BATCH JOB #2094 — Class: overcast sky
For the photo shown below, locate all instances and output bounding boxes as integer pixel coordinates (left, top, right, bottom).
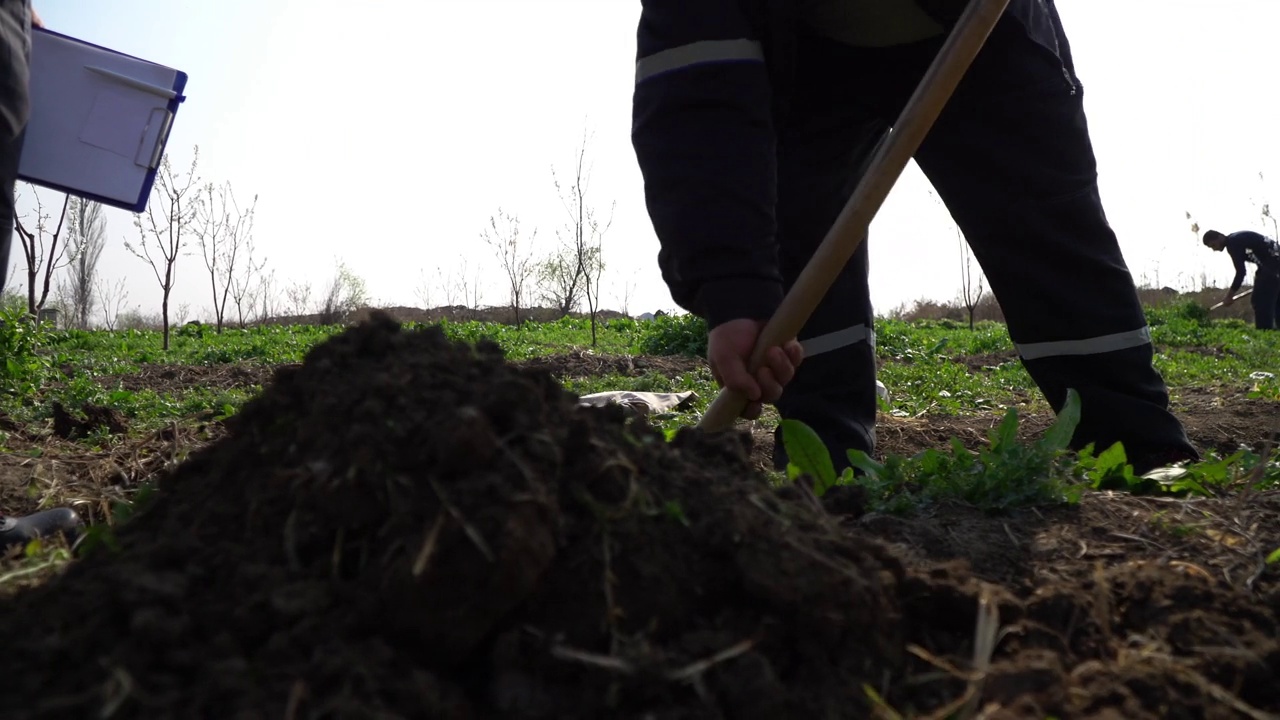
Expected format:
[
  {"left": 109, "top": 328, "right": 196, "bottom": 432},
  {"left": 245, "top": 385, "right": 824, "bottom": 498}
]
[{"left": 11, "top": 1, "right": 1280, "bottom": 322}]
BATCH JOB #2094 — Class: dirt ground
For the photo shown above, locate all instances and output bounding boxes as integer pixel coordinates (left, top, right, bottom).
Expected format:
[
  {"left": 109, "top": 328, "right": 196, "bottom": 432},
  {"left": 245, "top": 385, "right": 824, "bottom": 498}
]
[
  {"left": 0, "top": 318, "right": 1277, "bottom": 719},
  {"left": 90, "top": 362, "right": 278, "bottom": 395},
  {"left": 515, "top": 351, "right": 1279, "bottom": 468}
]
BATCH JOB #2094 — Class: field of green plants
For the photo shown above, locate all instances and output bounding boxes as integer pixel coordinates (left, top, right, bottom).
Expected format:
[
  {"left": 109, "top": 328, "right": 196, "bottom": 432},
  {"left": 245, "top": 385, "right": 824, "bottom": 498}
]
[
  {"left": 0, "top": 300, "right": 1276, "bottom": 533},
  {"left": 0, "top": 299, "right": 1271, "bottom": 562},
  {"left": 0, "top": 298, "right": 1277, "bottom": 717}
]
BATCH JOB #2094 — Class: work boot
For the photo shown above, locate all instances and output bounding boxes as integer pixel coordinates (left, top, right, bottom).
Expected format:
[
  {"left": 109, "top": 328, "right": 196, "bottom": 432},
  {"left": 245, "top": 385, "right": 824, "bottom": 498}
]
[
  {"left": 0, "top": 508, "right": 84, "bottom": 553},
  {"left": 1130, "top": 446, "right": 1201, "bottom": 483}
]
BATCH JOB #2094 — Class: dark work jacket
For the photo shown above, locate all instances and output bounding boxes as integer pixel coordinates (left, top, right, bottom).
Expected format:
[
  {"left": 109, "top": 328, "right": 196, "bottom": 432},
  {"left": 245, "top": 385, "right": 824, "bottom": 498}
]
[
  {"left": 631, "top": 0, "right": 1068, "bottom": 328},
  {"left": 0, "top": 0, "right": 32, "bottom": 142},
  {"left": 1224, "top": 230, "right": 1280, "bottom": 293}
]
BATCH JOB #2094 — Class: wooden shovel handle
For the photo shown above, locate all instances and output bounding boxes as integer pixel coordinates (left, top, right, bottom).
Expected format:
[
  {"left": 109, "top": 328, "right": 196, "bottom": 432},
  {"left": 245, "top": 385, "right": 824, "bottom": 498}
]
[
  {"left": 1208, "top": 288, "right": 1253, "bottom": 310},
  {"left": 698, "top": 0, "right": 1013, "bottom": 432}
]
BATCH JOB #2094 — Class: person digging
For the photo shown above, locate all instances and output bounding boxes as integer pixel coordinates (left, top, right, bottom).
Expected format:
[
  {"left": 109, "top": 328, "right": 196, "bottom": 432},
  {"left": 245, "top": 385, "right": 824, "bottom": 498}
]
[
  {"left": 1202, "top": 229, "right": 1280, "bottom": 330},
  {"left": 630, "top": 0, "right": 1200, "bottom": 478}
]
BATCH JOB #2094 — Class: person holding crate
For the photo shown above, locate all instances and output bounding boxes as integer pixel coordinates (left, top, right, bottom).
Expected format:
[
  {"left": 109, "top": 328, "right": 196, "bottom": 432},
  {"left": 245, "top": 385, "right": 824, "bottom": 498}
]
[{"left": 0, "top": 0, "right": 85, "bottom": 553}]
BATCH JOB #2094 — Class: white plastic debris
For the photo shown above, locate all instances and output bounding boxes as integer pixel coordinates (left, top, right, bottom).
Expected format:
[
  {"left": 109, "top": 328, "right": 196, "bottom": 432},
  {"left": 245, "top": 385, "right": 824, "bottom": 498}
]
[{"left": 578, "top": 391, "right": 697, "bottom": 418}]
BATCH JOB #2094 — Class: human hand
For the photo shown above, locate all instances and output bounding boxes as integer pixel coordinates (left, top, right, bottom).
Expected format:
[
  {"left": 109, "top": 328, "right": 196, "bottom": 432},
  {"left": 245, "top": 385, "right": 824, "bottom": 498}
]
[
  {"left": 31, "top": 7, "right": 43, "bottom": 28},
  {"left": 1221, "top": 292, "right": 1236, "bottom": 307},
  {"left": 706, "top": 318, "right": 804, "bottom": 420}
]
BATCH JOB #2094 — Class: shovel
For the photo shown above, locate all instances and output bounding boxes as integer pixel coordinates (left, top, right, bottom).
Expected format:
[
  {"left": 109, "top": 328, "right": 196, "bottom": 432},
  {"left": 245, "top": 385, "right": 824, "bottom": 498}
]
[
  {"left": 697, "top": 0, "right": 1012, "bottom": 432},
  {"left": 1208, "top": 288, "right": 1252, "bottom": 311}
]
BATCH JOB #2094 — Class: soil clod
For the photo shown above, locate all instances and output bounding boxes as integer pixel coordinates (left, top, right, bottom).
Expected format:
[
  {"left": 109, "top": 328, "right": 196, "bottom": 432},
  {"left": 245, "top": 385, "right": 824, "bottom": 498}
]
[{"left": 51, "top": 400, "right": 129, "bottom": 440}]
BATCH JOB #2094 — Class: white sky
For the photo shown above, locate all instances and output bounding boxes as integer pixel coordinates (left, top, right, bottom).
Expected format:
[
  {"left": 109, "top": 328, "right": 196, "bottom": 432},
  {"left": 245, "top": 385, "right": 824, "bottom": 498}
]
[{"left": 10, "top": 1, "right": 1280, "bottom": 322}]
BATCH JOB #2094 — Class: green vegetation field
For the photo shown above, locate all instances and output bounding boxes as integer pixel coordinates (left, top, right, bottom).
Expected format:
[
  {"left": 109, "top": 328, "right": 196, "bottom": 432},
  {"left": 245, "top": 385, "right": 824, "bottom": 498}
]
[
  {"left": 0, "top": 299, "right": 1277, "bottom": 718},
  {"left": 1, "top": 300, "right": 1276, "bottom": 530}
]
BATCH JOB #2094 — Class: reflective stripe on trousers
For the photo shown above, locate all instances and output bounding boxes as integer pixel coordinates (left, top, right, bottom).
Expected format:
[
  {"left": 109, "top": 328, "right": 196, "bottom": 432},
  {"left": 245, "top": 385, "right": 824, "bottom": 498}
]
[
  {"left": 635, "top": 39, "right": 764, "bottom": 84},
  {"left": 1014, "top": 326, "right": 1151, "bottom": 361},
  {"left": 800, "top": 323, "right": 876, "bottom": 357}
]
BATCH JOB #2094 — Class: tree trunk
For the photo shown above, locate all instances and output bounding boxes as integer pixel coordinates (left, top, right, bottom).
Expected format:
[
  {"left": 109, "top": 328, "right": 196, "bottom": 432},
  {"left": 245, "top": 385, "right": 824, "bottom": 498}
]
[{"left": 162, "top": 294, "right": 171, "bottom": 350}]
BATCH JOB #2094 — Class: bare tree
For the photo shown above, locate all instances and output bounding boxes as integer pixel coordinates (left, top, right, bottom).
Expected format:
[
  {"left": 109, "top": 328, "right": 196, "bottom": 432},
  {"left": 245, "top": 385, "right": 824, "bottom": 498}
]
[
  {"left": 551, "top": 129, "right": 612, "bottom": 345},
  {"left": 416, "top": 279, "right": 432, "bottom": 311},
  {"left": 612, "top": 267, "right": 638, "bottom": 317},
  {"left": 469, "top": 261, "right": 484, "bottom": 309},
  {"left": 195, "top": 179, "right": 259, "bottom": 332},
  {"left": 454, "top": 255, "right": 483, "bottom": 310},
  {"left": 317, "top": 261, "right": 369, "bottom": 324},
  {"left": 535, "top": 252, "right": 575, "bottom": 315},
  {"left": 438, "top": 263, "right": 460, "bottom": 307},
  {"left": 414, "top": 268, "right": 434, "bottom": 310},
  {"left": 96, "top": 277, "right": 129, "bottom": 331},
  {"left": 229, "top": 247, "right": 267, "bottom": 328},
  {"left": 441, "top": 267, "right": 457, "bottom": 307},
  {"left": 455, "top": 261, "right": 471, "bottom": 309},
  {"left": 582, "top": 208, "right": 611, "bottom": 338},
  {"left": 957, "top": 228, "right": 985, "bottom": 330},
  {"left": 124, "top": 148, "right": 202, "bottom": 350},
  {"left": 926, "top": 187, "right": 985, "bottom": 330},
  {"left": 284, "top": 280, "right": 312, "bottom": 318},
  {"left": 482, "top": 208, "right": 537, "bottom": 324},
  {"left": 48, "top": 280, "right": 73, "bottom": 329},
  {"left": 62, "top": 197, "right": 107, "bottom": 329},
  {"left": 249, "top": 267, "right": 279, "bottom": 325},
  {"left": 12, "top": 184, "right": 72, "bottom": 315},
  {"left": 1186, "top": 211, "right": 1209, "bottom": 292},
  {"left": 1258, "top": 172, "right": 1278, "bottom": 241}
]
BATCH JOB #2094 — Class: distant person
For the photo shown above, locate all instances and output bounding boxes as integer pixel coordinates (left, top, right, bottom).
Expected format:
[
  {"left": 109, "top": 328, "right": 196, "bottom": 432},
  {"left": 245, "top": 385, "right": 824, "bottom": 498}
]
[
  {"left": 0, "top": 0, "right": 83, "bottom": 553},
  {"left": 1202, "top": 229, "right": 1280, "bottom": 330},
  {"left": 629, "top": 0, "right": 1200, "bottom": 477}
]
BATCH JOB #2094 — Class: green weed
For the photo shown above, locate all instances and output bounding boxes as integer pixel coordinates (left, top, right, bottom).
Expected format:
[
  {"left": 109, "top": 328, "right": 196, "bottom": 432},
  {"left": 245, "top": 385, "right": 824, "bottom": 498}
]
[
  {"left": 0, "top": 305, "right": 55, "bottom": 400},
  {"left": 0, "top": 540, "right": 72, "bottom": 592},
  {"left": 634, "top": 314, "right": 708, "bottom": 357},
  {"left": 782, "top": 390, "right": 1086, "bottom": 513}
]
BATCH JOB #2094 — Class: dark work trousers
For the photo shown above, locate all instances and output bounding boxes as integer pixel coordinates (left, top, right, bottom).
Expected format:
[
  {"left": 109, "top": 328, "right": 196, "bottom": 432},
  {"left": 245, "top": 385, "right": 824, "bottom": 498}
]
[
  {"left": 0, "top": 127, "right": 22, "bottom": 290},
  {"left": 771, "top": 10, "right": 1198, "bottom": 474},
  {"left": 1253, "top": 270, "right": 1280, "bottom": 330}
]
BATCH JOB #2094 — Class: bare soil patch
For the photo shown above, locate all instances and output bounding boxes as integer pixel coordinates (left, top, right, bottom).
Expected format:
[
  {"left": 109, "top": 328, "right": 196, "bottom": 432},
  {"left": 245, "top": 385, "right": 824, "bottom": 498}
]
[
  {"left": 91, "top": 362, "right": 278, "bottom": 395},
  {"left": 0, "top": 420, "right": 220, "bottom": 529}
]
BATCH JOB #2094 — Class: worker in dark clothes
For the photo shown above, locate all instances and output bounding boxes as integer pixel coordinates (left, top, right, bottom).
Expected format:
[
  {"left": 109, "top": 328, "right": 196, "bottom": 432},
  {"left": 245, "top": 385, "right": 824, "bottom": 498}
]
[
  {"left": 0, "top": 0, "right": 84, "bottom": 553},
  {"left": 630, "top": 0, "right": 1200, "bottom": 476},
  {"left": 0, "top": 0, "right": 35, "bottom": 283},
  {"left": 1203, "top": 229, "right": 1280, "bottom": 330}
]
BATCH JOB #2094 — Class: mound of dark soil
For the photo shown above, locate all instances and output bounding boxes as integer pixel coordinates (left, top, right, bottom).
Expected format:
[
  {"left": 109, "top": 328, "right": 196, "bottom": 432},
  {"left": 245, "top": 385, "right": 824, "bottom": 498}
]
[
  {"left": 0, "top": 313, "right": 906, "bottom": 718},
  {"left": 0, "top": 312, "right": 1275, "bottom": 719}
]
